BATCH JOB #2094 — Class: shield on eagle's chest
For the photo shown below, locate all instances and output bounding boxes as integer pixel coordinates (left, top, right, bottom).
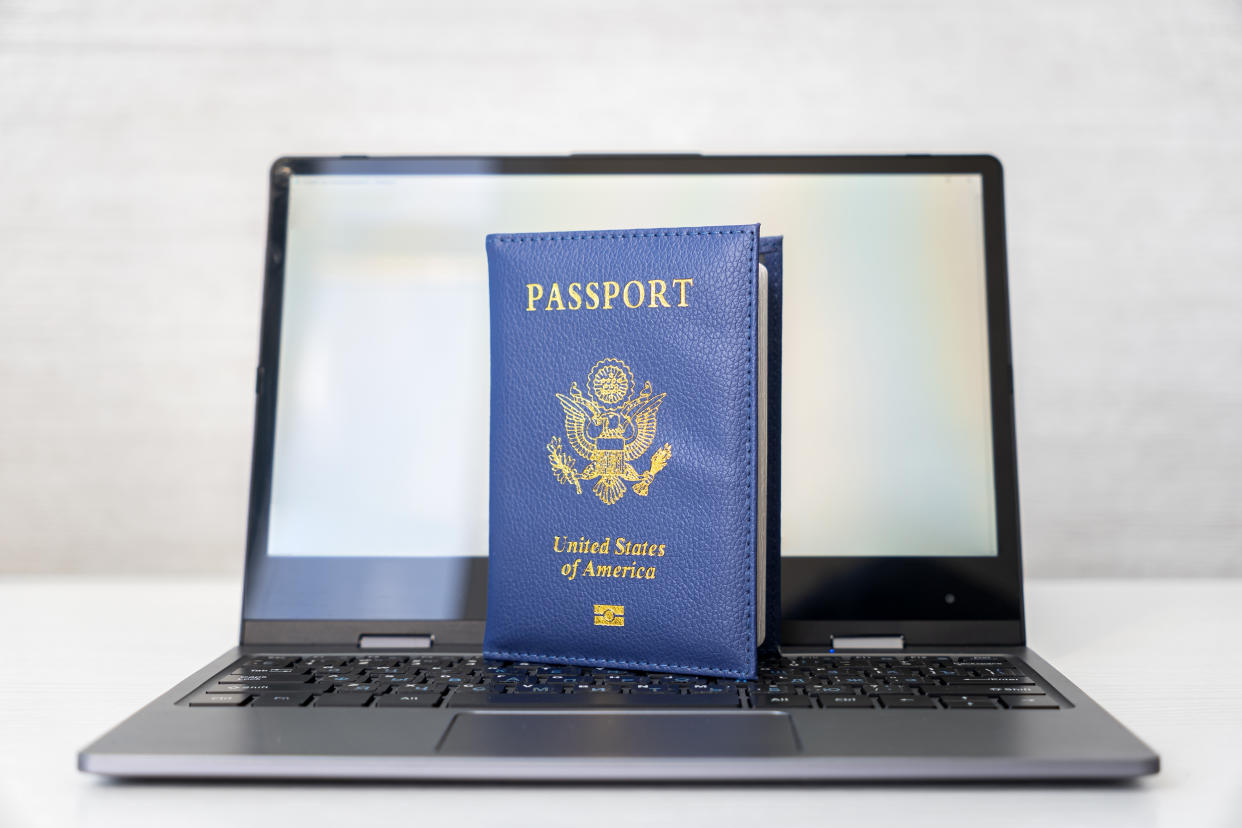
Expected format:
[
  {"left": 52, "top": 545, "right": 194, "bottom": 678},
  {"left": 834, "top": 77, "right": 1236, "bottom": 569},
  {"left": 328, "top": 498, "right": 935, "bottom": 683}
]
[{"left": 592, "top": 444, "right": 624, "bottom": 477}]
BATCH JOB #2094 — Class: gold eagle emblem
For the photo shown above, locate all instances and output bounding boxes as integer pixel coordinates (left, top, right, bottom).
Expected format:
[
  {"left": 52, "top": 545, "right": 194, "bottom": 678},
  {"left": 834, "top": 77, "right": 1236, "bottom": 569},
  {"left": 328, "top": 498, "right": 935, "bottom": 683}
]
[{"left": 546, "top": 358, "right": 671, "bottom": 505}]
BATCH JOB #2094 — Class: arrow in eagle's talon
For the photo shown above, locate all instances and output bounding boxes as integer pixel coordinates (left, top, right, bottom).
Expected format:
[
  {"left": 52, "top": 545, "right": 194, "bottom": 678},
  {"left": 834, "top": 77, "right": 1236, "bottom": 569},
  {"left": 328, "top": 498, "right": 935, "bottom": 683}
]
[{"left": 633, "top": 443, "right": 672, "bottom": 496}]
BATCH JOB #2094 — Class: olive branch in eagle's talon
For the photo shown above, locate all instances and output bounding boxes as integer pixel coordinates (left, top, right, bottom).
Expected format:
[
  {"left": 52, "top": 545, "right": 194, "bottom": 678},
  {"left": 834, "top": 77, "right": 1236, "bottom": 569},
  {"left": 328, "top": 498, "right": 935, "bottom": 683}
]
[
  {"left": 632, "top": 442, "right": 671, "bottom": 496},
  {"left": 547, "top": 436, "right": 582, "bottom": 494}
]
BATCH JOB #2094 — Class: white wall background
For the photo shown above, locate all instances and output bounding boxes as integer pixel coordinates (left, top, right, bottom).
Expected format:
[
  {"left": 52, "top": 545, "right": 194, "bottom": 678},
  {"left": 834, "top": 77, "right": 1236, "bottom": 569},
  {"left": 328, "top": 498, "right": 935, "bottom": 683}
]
[{"left": 1, "top": 0, "right": 1238, "bottom": 576}]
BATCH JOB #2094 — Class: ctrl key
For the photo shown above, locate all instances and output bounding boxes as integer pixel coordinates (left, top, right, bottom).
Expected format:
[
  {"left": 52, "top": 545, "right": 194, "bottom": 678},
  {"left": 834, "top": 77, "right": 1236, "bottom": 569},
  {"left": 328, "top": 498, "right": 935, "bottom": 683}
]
[
  {"left": 818, "top": 695, "right": 877, "bottom": 709},
  {"left": 187, "top": 693, "right": 250, "bottom": 707}
]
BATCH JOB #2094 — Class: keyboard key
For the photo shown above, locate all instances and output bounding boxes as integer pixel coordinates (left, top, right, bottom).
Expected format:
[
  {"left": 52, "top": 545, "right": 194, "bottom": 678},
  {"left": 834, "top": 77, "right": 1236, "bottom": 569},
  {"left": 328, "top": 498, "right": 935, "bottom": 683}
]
[
  {"left": 188, "top": 693, "right": 250, "bottom": 706},
  {"left": 956, "top": 676, "right": 1036, "bottom": 685},
  {"left": 936, "top": 695, "right": 998, "bottom": 705},
  {"left": 878, "top": 695, "right": 939, "bottom": 709},
  {"left": 225, "top": 672, "right": 312, "bottom": 682},
  {"left": 1003, "top": 696, "right": 1061, "bottom": 709},
  {"left": 373, "top": 693, "right": 441, "bottom": 708},
  {"left": 314, "top": 693, "right": 372, "bottom": 707},
  {"left": 210, "top": 681, "right": 323, "bottom": 694},
  {"left": 872, "top": 689, "right": 925, "bottom": 698},
  {"left": 250, "top": 692, "right": 312, "bottom": 707},
  {"left": 238, "top": 657, "right": 297, "bottom": 669},
  {"left": 507, "top": 685, "right": 558, "bottom": 694},
  {"left": 245, "top": 667, "right": 308, "bottom": 677},
  {"left": 929, "top": 685, "right": 1047, "bottom": 696},
  {"left": 752, "top": 694, "right": 813, "bottom": 708},
  {"left": 817, "top": 695, "right": 877, "bottom": 709},
  {"left": 303, "top": 657, "right": 350, "bottom": 668},
  {"left": 943, "top": 699, "right": 1001, "bottom": 709}
]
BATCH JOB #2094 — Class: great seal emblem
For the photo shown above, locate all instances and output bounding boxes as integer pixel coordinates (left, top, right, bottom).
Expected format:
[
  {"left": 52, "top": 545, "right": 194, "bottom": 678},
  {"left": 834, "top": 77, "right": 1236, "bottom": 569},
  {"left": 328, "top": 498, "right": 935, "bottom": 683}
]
[{"left": 546, "top": 358, "right": 672, "bottom": 505}]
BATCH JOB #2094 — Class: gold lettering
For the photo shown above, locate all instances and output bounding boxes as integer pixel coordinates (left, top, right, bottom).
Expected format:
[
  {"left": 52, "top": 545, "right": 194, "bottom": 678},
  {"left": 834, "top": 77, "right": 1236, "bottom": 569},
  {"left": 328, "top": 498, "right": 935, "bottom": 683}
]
[
  {"left": 623, "top": 280, "right": 644, "bottom": 309},
  {"left": 525, "top": 283, "right": 543, "bottom": 312},
  {"left": 522, "top": 281, "right": 686, "bottom": 311},
  {"left": 672, "top": 278, "right": 693, "bottom": 307},
  {"left": 648, "top": 279, "right": 671, "bottom": 308},
  {"left": 546, "top": 282, "right": 565, "bottom": 311},
  {"left": 551, "top": 533, "right": 666, "bottom": 578},
  {"left": 602, "top": 281, "right": 620, "bottom": 309}
]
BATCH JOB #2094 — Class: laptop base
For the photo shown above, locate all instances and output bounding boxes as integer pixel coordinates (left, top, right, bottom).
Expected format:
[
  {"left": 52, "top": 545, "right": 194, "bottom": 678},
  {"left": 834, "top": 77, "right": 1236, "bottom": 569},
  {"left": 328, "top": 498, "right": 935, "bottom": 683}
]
[{"left": 79, "top": 646, "right": 1158, "bottom": 781}]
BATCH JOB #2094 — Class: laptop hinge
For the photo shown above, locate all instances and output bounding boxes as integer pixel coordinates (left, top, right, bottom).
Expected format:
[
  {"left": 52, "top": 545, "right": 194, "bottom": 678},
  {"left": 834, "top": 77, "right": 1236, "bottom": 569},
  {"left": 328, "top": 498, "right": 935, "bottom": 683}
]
[
  {"left": 357, "top": 635, "right": 434, "bottom": 650},
  {"left": 832, "top": 634, "right": 905, "bottom": 651}
]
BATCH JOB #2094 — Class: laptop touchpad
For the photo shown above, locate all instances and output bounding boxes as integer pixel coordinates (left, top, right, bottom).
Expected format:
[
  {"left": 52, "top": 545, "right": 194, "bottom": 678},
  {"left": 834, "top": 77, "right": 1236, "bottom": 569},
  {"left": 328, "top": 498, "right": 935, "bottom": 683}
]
[{"left": 437, "top": 713, "right": 799, "bottom": 757}]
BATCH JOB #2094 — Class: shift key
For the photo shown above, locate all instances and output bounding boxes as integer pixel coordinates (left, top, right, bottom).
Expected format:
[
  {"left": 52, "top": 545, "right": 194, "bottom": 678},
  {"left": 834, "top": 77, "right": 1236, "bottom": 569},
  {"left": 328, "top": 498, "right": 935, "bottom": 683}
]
[
  {"left": 210, "top": 682, "right": 321, "bottom": 694},
  {"left": 928, "top": 685, "right": 1047, "bottom": 696}
]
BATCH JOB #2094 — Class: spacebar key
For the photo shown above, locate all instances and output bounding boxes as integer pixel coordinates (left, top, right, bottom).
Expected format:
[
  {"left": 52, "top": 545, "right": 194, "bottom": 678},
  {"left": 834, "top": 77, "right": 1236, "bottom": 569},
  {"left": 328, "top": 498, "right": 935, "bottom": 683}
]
[{"left": 446, "top": 692, "right": 740, "bottom": 708}]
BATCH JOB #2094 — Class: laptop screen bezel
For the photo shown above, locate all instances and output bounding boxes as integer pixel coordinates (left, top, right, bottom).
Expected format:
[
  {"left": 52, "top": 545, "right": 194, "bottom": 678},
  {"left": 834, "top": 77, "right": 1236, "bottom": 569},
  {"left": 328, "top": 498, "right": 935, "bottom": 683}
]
[{"left": 241, "top": 154, "right": 1023, "bottom": 647}]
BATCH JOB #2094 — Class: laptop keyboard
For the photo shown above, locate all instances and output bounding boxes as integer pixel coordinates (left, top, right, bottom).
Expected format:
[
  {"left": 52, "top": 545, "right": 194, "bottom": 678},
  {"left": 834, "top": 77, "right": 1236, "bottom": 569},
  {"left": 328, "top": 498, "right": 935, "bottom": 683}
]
[{"left": 183, "top": 653, "right": 1063, "bottom": 710}]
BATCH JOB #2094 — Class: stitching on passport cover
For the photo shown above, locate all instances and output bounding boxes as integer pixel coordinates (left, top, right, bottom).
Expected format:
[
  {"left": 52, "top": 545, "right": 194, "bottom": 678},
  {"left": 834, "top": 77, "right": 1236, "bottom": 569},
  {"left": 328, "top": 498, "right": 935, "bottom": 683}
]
[
  {"left": 484, "top": 648, "right": 747, "bottom": 679},
  {"left": 491, "top": 229, "right": 751, "bottom": 243},
  {"left": 744, "top": 230, "right": 755, "bottom": 658}
]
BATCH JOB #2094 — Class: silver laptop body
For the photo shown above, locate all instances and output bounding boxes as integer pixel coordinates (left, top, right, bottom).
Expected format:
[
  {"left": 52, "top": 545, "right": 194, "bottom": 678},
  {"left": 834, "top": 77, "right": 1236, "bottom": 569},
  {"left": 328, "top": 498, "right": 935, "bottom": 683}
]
[{"left": 79, "top": 154, "right": 1158, "bottom": 781}]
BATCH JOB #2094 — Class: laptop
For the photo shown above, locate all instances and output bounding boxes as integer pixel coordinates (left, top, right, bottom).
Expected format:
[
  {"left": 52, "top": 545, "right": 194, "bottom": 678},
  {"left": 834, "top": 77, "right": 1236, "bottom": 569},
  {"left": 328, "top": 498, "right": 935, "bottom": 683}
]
[{"left": 79, "top": 154, "right": 1158, "bottom": 781}]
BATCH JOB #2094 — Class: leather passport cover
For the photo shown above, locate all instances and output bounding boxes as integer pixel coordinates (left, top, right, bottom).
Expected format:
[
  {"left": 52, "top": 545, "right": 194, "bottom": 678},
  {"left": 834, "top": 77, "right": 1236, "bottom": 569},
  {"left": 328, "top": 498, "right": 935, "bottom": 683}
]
[{"left": 483, "top": 224, "right": 776, "bottom": 679}]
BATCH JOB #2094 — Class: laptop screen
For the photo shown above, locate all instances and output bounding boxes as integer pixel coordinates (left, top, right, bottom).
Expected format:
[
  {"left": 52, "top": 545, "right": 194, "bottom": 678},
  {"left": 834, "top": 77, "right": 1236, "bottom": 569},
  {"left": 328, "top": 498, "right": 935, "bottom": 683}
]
[{"left": 244, "top": 159, "right": 1011, "bottom": 622}]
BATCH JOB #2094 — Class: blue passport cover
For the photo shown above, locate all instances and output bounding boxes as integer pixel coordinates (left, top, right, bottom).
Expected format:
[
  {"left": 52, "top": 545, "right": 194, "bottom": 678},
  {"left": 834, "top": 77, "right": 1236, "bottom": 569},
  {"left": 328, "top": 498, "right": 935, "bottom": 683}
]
[{"left": 483, "top": 224, "right": 775, "bottom": 679}]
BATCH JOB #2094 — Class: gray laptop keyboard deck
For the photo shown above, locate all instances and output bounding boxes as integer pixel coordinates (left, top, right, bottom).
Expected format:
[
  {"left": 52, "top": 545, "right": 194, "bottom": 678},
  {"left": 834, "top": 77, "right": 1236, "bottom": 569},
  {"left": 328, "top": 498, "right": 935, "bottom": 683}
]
[{"left": 182, "top": 654, "right": 1064, "bottom": 711}]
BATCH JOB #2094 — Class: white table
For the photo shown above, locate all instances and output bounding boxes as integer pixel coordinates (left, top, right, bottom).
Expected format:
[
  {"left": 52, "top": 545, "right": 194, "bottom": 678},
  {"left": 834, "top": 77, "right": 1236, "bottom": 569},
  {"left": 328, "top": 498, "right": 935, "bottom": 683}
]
[{"left": 1, "top": 577, "right": 1239, "bottom": 828}]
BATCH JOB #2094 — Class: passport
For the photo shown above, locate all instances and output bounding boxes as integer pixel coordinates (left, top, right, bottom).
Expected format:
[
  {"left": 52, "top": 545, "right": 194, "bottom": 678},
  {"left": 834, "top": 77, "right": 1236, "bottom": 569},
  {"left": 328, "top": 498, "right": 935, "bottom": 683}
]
[{"left": 483, "top": 224, "right": 781, "bottom": 679}]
